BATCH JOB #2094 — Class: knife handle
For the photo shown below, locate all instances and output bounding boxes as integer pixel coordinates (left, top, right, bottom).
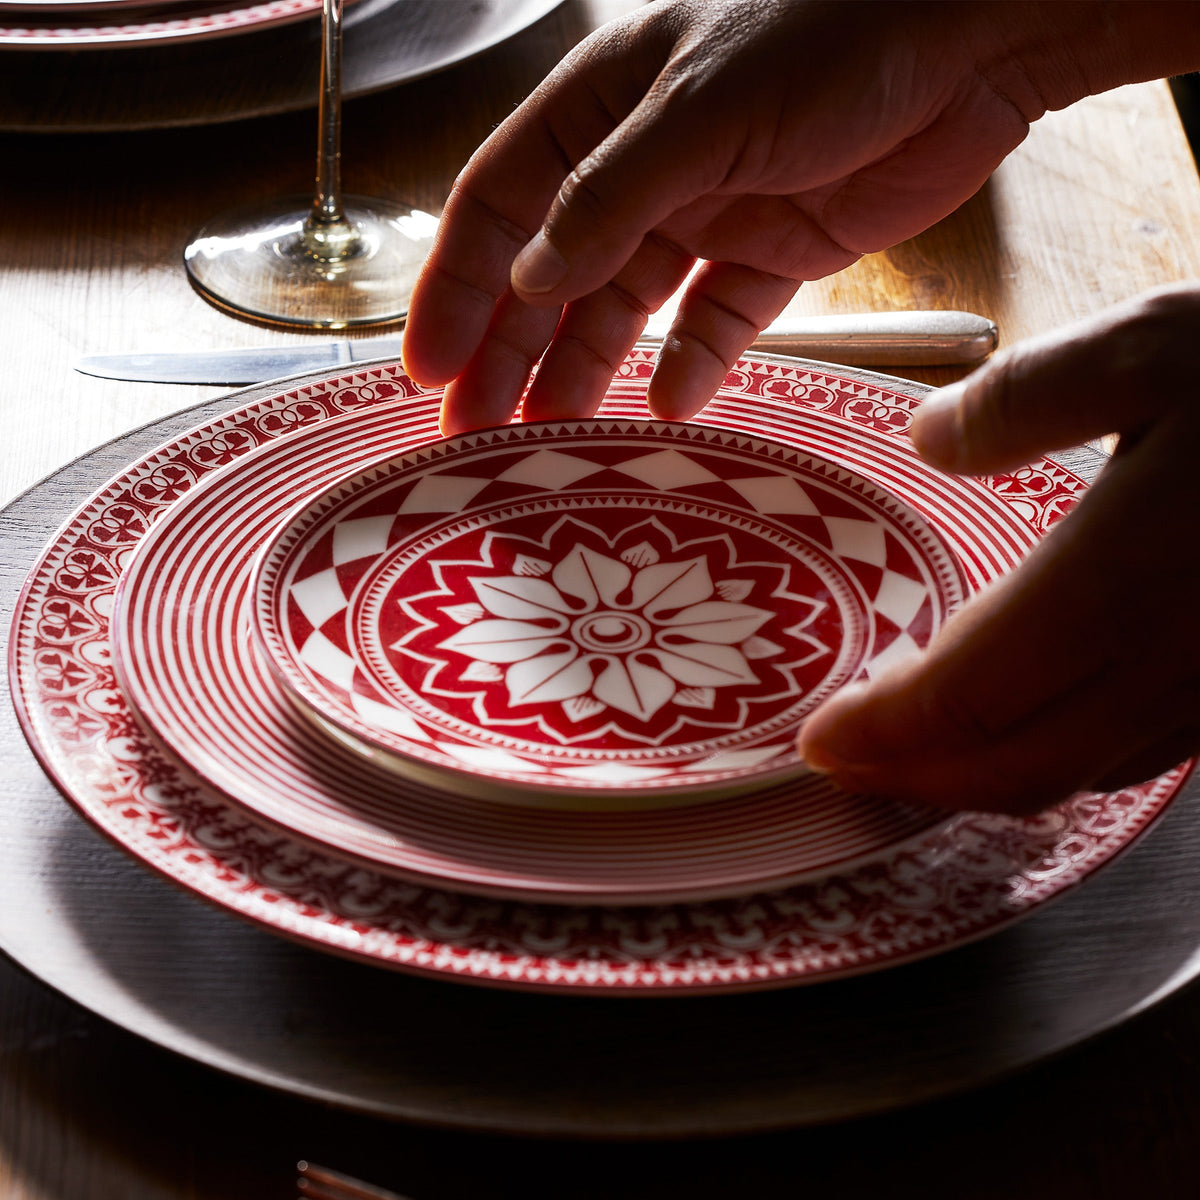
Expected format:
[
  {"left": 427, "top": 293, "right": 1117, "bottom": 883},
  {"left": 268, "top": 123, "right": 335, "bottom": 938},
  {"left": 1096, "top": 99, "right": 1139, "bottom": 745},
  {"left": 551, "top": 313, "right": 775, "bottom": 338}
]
[{"left": 643, "top": 309, "right": 998, "bottom": 367}]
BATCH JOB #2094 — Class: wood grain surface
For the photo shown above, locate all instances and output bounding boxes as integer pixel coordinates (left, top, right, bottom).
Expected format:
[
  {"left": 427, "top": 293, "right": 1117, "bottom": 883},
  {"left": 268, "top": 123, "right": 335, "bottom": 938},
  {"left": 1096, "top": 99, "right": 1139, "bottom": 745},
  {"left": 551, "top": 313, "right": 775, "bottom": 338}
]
[
  {"left": 3, "top": 5, "right": 1198, "bottom": 512},
  {"left": 2, "top": 1, "right": 1200, "bottom": 1196}
]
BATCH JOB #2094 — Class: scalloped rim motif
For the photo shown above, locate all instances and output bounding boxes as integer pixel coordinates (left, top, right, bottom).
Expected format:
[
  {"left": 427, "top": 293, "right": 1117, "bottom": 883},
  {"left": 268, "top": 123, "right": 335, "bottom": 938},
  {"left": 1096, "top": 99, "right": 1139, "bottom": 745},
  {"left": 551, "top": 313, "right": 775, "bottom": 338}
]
[
  {"left": 251, "top": 420, "right": 967, "bottom": 803},
  {"left": 10, "top": 352, "right": 1191, "bottom": 992}
]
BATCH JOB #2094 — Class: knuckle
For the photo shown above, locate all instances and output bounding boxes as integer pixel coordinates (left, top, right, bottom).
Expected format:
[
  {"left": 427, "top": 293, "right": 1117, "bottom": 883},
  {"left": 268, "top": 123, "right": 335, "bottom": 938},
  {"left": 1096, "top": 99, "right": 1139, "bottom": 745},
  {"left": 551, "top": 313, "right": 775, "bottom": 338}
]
[
  {"left": 602, "top": 280, "right": 653, "bottom": 325},
  {"left": 682, "top": 291, "right": 760, "bottom": 356},
  {"left": 486, "top": 330, "right": 542, "bottom": 372},
  {"left": 556, "top": 165, "right": 619, "bottom": 232},
  {"left": 669, "top": 326, "right": 729, "bottom": 372},
  {"left": 555, "top": 331, "right": 624, "bottom": 375}
]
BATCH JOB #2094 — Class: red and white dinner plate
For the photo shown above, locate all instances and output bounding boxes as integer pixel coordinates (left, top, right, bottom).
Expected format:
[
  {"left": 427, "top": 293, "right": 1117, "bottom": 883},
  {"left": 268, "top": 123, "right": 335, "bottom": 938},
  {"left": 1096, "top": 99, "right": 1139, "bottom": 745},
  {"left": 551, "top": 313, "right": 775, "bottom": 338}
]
[
  {"left": 0, "top": 0, "right": 327, "bottom": 46},
  {"left": 249, "top": 419, "right": 968, "bottom": 807},
  {"left": 0, "top": 0, "right": 202, "bottom": 12},
  {"left": 10, "top": 352, "right": 1190, "bottom": 991},
  {"left": 110, "top": 405, "right": 956, "bottom": 899}
]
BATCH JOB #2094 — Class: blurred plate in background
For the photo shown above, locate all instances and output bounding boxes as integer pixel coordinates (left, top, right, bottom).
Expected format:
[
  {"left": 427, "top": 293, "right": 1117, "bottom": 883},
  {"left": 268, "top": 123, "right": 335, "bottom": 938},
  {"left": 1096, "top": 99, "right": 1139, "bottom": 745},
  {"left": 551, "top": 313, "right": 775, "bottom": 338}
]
[{"left": 0, "top": 0, "right": 563, "bottom": 127}]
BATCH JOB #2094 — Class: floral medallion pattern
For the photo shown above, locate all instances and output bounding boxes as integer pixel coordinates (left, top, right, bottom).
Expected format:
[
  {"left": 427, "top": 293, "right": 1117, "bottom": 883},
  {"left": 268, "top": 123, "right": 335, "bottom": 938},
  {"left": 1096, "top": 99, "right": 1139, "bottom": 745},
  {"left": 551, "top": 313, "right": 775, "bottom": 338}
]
[
  {"left": 410, "top": 524, "right": 814, "bottom": 735},
  {"left": 255, "top": 421, "right": 965, "bottom": 798}
]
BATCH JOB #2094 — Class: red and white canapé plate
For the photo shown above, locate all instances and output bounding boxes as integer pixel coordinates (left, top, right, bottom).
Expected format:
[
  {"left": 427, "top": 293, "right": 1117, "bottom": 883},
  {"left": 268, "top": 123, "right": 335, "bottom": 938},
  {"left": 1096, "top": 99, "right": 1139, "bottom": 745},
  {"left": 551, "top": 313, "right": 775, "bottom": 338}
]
[
  {"left": 250, "top": 419, "right": 967, "bottom": 807},
  {"left": 11, "top": 352, "right": 1191, "bottom": 992}
]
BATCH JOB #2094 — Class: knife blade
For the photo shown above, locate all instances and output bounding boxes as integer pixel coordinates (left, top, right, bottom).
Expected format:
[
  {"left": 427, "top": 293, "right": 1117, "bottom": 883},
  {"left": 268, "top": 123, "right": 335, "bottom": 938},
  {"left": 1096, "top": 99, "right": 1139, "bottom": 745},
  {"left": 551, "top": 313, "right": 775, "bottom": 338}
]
[{"left": 74, "top": 309, "right": 997, "bottom": 385}]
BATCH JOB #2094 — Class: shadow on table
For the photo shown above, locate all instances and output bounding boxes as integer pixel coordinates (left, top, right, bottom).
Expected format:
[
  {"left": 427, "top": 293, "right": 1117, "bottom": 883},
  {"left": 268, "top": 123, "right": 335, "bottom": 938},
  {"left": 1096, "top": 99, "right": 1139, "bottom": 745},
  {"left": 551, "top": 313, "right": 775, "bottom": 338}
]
[
  {"left": 31, "top": 780, "right": 1200, "bottom": 1140},
  {"left": 0, "top": 794, "right": 1198, "bottom": 1198}
]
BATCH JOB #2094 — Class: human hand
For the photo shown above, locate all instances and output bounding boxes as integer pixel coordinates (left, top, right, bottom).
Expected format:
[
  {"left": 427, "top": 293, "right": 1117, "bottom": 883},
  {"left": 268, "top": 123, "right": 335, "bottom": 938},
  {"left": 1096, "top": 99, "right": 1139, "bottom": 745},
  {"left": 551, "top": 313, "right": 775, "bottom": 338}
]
[
  {"left": 403, "top": 0, "right": 1065, "bottom": 433},
  {"left": 797, "top": 285, "right": 1200, "bottom": 814}
]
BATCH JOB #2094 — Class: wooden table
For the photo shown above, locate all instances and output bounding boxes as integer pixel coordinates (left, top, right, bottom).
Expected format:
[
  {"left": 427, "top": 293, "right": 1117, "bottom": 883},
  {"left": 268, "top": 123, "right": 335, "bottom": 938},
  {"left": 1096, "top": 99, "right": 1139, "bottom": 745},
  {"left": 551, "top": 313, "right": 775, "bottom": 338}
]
[{"left": 3, "top": 2, "right": 1200, "bottom": 1196}]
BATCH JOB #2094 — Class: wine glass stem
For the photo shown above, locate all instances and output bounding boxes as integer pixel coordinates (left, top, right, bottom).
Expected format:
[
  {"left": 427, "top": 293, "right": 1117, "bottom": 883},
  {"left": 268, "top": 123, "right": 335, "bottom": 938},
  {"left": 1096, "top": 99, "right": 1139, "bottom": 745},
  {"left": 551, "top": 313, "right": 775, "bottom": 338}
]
[{"left": 304, "top": 0, "right": 360, "bottom": 261}]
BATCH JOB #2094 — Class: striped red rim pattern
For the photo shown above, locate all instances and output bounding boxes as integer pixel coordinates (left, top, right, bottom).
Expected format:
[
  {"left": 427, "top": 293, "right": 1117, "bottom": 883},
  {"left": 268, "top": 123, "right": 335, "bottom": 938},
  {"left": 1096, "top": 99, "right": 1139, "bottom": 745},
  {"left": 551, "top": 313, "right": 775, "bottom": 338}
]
[
  {"left": 247, "top": 419, "right": 969, "bottom": 804},
  {"left": 9, "top": 352, "right": 1191, "bottom": 992},
  {"left": 109, "top": 405, "right": 959, "bottom": 900}
]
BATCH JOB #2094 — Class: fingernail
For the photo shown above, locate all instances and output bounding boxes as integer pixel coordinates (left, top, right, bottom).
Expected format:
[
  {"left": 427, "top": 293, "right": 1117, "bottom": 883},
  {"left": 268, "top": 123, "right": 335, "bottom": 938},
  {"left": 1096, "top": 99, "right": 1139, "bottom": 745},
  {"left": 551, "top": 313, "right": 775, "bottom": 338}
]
[
  {"left": 512, "top": 229, "right": 568, "bottom": 296},
  {"left": 797, "top": 741, "right": 839, "bottom": 775},
  {"left": 911, "top": 382, "right": 966, "bottom": 471},
  {"left": 796, "top": 682, "right": 875, "bottom": 773}
]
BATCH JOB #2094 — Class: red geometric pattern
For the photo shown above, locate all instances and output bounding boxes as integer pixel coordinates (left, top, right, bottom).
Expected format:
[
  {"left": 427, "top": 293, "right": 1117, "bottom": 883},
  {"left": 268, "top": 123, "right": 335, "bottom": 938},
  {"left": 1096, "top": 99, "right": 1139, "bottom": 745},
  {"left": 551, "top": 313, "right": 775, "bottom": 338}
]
[
  {"left": 255, "top": 420, "right": 966, "bottom": 801},
  {"left": 9, "top": 351, "right": 1188, "bottom": 992}
]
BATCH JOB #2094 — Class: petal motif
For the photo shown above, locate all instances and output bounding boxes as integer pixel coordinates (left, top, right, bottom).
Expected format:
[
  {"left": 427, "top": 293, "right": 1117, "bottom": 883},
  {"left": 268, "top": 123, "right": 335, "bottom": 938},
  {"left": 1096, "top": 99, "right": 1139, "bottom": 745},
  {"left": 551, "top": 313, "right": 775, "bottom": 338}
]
[
  {"left": 551, "top": 544, "right": 630, "bottom": 610},
  {"left": 655, "top": 600, "right": 773, "bottom": 644},
  {"left": 630, "top": 556, "right": 713, "bottom": 619},
  {"left": 562, "top": 695, "right": 606, "bottom": 722},
  {"left": 591, "top": 655, "right": 677, "bottom": 721},
  {"left": 715, "top": 578, "right": 754, "bottom": 602},
  {"left": 505, "top": 647, "right": 593, "bottom": 705},
  {"left": 469, "top": 575, "right": 575, "bottom": 620},
  {"left": 440, "top": 619, "right": 568, "bottom": 663},
  {"left": 742, "top": 636, "right": 784, "bottom": 660},
  {"left": 645, "top": 643, "right": 759, "bottom": 687}
]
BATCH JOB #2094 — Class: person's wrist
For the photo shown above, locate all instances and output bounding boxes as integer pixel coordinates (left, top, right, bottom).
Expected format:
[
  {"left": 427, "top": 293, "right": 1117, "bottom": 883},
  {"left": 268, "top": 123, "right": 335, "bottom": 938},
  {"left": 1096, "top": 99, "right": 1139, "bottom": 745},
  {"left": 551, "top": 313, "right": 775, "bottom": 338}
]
[{"left": 965, "top": 1, "right": 1200, "bottom": 119}]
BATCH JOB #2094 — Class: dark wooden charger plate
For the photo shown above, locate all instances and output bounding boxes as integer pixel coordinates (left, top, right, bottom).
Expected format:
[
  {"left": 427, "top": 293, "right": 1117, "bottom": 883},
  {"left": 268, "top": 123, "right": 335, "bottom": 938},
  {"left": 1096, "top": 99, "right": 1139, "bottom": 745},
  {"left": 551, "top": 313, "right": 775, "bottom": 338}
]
[{"left": 2, "top": 365, "right": 1198, "bottom": 1138}]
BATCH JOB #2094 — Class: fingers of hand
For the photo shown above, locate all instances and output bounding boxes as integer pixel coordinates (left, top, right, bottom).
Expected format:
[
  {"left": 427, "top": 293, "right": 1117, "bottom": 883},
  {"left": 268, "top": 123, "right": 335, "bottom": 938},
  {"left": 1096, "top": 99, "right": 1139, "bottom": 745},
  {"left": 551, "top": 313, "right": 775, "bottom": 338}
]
[
  {"left": 403, "top": 183, "right": 550, "bottom": 390},
  {"left": 439, "top": 230, "right": 696, "bottom": 433},
  {"left": 644, "top": 262, "right": 801, "bottom": 421},
  {"left": 799, "top": 412, "right": 1200, "bottom": 812},
  {"left": 795, "top": 556, "right": 1115, "bottom": 811},
  {"left": 803, "top": 677, "right": 1198, "bottom": 814},
  {"left": 797, "top": 594, "right": 1199, "bottom": 815},
  {"left": 508, "top": 23, "right": 726, "bottom": 308},
  {"left": 912, "top": 284, "right": 1200, "bottom": 475},
  {"left": 521, "top": 235, "right": 695, "bottom": 422},
  {"left": 437, "top": 292, "right": 561, "bottom": 436},
  {"left": 404, "top": 11, "right": 671, "bottom": 387},
  {"left": 509, "top": 110, "right": 716, "bottom": 307},
  {"left": 507, "top": 4, "right": 822, "bottom": 307}
]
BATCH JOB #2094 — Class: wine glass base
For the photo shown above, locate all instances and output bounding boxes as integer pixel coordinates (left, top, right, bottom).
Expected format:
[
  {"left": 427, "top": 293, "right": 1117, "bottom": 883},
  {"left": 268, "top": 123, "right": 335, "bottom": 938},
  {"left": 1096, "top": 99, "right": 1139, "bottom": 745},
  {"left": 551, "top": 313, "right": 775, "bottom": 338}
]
[{"left": 184, "top": 194, "right": 439, "bottom": 329}]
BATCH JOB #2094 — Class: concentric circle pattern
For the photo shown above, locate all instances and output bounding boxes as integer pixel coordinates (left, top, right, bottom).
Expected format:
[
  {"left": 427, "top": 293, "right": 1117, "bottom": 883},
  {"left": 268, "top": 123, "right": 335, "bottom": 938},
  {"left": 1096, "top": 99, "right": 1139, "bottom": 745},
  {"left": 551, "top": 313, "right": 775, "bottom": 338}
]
[
  {"left": 10, "top": 351, "right": 1191, "bottom": 991},
  {"left": 251, "top": 420, "right": 967, "bottom": 804},
  {"left": 109, "top": 406, "right": 956, "bottom": 898}
]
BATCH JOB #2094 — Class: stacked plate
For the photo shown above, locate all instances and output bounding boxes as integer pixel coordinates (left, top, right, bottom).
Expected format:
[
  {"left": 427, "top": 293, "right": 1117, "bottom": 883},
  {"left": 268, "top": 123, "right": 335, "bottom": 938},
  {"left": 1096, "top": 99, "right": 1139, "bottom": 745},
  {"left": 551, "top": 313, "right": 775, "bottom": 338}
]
[
  {"left": 0, "top": 0, "right": 566, "bottom": 132},
  {"left": 9, "top": 350, "right": 1190, "bottom": 994},
  {"left": 0, "top": 0, "right": 333, "bottom": 48}
]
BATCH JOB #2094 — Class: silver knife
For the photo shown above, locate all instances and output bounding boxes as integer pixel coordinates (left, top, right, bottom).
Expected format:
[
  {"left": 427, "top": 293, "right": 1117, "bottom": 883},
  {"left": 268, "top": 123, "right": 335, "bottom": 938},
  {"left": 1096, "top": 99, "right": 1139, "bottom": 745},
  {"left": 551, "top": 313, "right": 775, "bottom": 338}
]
[{"left": 74, "top": 309, "right": 997, "bottom": 385}]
